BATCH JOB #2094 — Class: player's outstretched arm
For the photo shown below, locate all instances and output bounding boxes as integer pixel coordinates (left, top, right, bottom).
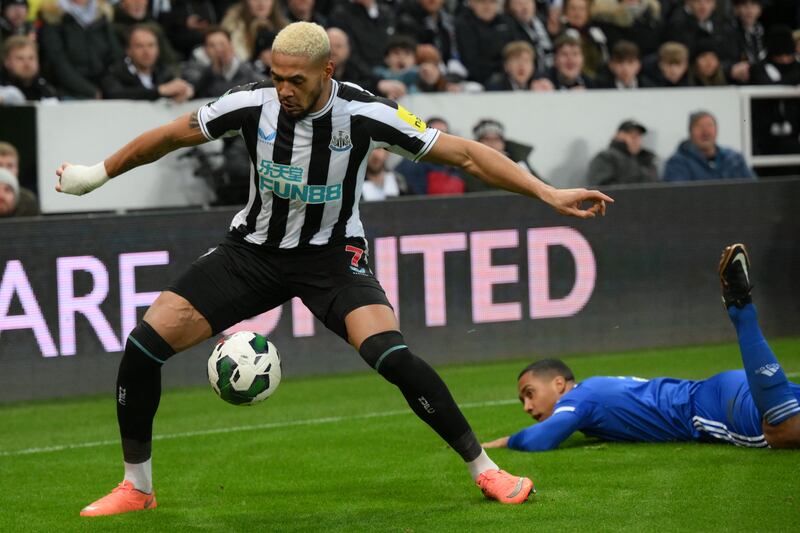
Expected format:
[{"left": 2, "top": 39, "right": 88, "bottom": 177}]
[
  {"left": 422, "top": 132, "right": 614, "bottom": 219},
  {"left": 55, "top": 110, "right": 208, "bottom": 195}
]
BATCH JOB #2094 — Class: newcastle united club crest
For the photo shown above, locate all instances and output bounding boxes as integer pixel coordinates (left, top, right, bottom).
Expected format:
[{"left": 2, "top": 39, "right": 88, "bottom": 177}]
[{"left": 329, "top": 130, "right": 353, "bottom": 152}]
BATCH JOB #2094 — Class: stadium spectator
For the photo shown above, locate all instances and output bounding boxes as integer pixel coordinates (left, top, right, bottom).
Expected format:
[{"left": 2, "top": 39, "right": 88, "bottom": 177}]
[
  {"left": 590, "top": 0, "right": 664, "bottom": 58},
  {"left": 362, "top": 148, "right": 407, "bottom": 201},
  {"left": 484, "top": 245, "right": 800, "bottom": 452},
  {"left": 373, "top": 34, "right": 419, "bottom": 92},
  {"left": 732, "top": 0, "right": 766, "bottom": 65},
  {"left": 486, "top": 40, "right": 537, "bottom": 91},
  {"left": 455, "top": 0, "right": 517, "bottom": 84},
  {"left": 394, "top": 117, "right": 467, "bottom": 194},
  {"left": 413, "top": 43, "right": 445, "bottom": 92},
  {"left": 251, "top": 26, "right": 276, "bottom": 76},
  {"left": 0, "top": 36, "right": 59, "bottom": 100},
  {"left": 463, "top": 118, "right": 539, "bottom": 191},
  {"left": 596, "top": 40, "right": 655, "bottom": 88},
  {"left": 284, "top": 0, "right": 326, "bottom": 25},
  {"left": 690, "top": 39, "right": 728, "bottom": 85},
  {"left": 794, "top": 29, "right": 800, "bottom": 58},
  {"left": 159, "top": 0, "right": 217, "bottom": 59},
  {"left": 586, "top": 119, "right": 658, "bottom": 185},
  {"left": 395, "top": 0, "right": 462, "bottom": 71},
  {"left": 221, "top": 0, "right": 288, "bottom": 61},
  {"left": 663, "top": 110, "right": 756, "bottom": 181},
  {"left": 647, "top": 41, "right": 691, "bottom": 86},
  {"left": 102, "top": 25, "right": 194, "bottom": 101},
  {"left": 544, "top": 33, "right": 597, "bottom": 89},
  {"left": 505, "top": 0, "right": 553, "bottom": 70},
  {"left": 749, "top": 25, "right": 800, "bottom": 156},
  {"left": 557, "top": 0, "right": 609, "bottom": 78},
  {"left": 111, "top": 0, "right": 179, "bottom": 71},
  {"left": 1, "top": 0, "right": 35, "bottom": 41},
  {"left": 665, "top": 0, "right": 747, "bottom": 81},
  {"left": 0, "top": 142, "right": 39, "bottom": 216},
  {"left": 184, "top": 27, "right": 265, "bottom": 97},
  {"left": 328, "top": 0, "right": 396, "bottom": 70},
  {"left": 327, "top": 26, "right": 405, "bottom": 99},
  {"left": 37, "top": 0, "right": 123, "bottom": 99}
]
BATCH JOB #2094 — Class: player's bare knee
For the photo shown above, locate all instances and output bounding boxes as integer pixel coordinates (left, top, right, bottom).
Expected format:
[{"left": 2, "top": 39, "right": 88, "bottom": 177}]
[
  {"left": 142, "top": 291, "right": 211, "bottom": 351},
  {"left": 763, "top": 415, "right": 800, "bottom": 449}
]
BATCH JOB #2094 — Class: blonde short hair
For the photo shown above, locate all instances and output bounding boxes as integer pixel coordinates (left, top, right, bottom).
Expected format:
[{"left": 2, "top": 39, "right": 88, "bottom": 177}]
[{"left": 272, "top": 22, "right": 330, "bottom": 63}]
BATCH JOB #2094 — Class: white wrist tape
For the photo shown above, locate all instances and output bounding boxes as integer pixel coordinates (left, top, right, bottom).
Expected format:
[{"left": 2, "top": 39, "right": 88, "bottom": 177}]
[{"left": 60, "top": 162, "right": 110, "bottom": 196}]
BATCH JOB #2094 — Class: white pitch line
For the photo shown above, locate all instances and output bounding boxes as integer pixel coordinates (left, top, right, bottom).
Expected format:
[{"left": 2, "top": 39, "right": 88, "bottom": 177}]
[{"left": 0, "top": 399, "right": 518, "bottom": 458}]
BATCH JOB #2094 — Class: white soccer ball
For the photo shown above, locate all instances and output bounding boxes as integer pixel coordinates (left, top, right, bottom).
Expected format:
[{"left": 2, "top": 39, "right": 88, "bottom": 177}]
[{"left": 207, "top": 331, "right": 282, "bottom": 406}]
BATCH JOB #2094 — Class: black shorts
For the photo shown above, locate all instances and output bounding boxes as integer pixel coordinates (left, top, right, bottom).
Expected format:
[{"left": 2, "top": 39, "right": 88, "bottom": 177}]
[{"left": 166, "top": 234, "right": 391, "bottom": 340}]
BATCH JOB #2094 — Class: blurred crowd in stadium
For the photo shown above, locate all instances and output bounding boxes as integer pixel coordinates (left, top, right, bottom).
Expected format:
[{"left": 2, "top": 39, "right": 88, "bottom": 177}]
[{"left": 0, "top": 0, "right": 798, "bottom": 215}]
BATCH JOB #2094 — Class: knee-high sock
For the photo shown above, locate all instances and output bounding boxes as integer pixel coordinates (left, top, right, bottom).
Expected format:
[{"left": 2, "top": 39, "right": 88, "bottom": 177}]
[
  {"left": 359, "top": 331, "right": 484, "bottom": 464},
  {"left": 729, "top": 304, "right": 800, "bottom": 425},
  {"left": 117, "top": 321, "right": 175, "bottom": 478}
]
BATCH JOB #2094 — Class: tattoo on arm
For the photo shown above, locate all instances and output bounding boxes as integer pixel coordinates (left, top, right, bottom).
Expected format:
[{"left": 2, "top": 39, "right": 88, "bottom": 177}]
[{"left": 189, "top": 110, "right": 200, "bottom": 130}]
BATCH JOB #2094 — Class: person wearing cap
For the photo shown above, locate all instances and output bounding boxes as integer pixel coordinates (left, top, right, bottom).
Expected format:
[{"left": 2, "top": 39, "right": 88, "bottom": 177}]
[
  {"left": 0, "top": 0, "right": 34, "bottom": 41},
  {"left": 0, "top": 141, "right": 39, "bottom": 217},
  {"left": 587, "top": 120, "right": 658, "bottom": 186},
  {"left": 183, "top": 27, "right": 266, "bottom": 98},
  {"left": 663, "top": 111, "right": 756, "bottom": 182},
  {"left": 464, "top": 118, "right": 540, "bottom": 191}
]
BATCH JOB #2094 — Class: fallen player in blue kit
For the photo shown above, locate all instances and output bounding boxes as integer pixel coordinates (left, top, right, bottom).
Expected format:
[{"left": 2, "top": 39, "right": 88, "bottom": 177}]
[{"left": 484, "top": 244, "right": 800, "bottom": 451}]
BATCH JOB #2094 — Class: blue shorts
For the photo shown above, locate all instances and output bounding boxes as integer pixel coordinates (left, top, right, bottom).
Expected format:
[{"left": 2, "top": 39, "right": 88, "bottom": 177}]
[{"left": 691, "top": 370, "right": 800, "bottom": 447}]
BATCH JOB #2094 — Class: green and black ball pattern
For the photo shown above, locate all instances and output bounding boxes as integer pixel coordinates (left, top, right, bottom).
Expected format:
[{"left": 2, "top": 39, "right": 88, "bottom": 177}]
[{"left": 215, "top": 355, "right": 272, "bottom": 406}]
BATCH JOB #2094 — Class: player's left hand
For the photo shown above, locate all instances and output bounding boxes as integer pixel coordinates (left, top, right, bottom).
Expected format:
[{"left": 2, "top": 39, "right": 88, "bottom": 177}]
[
  {"left": 548, "top": 188, "right": 614, "bottom": 219},
  {"left": 482, "top": 436, "right": 510, "bottom": 449}
]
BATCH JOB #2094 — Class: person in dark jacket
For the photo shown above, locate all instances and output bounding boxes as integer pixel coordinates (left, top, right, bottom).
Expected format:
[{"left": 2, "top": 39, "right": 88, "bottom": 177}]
[
  {"left": 38, "top": 0, "right": 123, "bottom": 99},
  {"left": 544, "top": 33, "right": 597, "bottom": 90},
  {"left": 326, "top": 26, "right": 406, "bottom": 99},
  {"left": 646, "top": 41, "right": 692, "bottom": 87},
  {"left": 111, "top": 0, "right": 179, "bottom": 71},
  {"left": 396, "top": 0, "right": 461, "bottom": 68},
  {"left": 101, "top": 25, "right": 194, "bottom": 100},
  {"left": 1, "top": 0, "right": 35, "bottom": 41},
  {"left": 328, "top": 0, "right": 395, "bottom": 69},
  {"left": 587, "top": 120, "right": 658, "bottom": 186},
  {"left": 732, "top": 0, "right": 766, "bottom": 66},
  {"left": 556, "top": 0, "right": 609, "bottom": 78},
  {"left": 663, "top": 110, "right": 756, "bottom": 182},
  {"left": 0, "top": 36, "right": 59, "bottom": 100},
  {"left": 188, "top": 26, "right": 265, "bottom": 97},
  {"left": 506, "top": 0, "right": 552, "bottom": 71},
  {"left": 159, "top": 0, "right": 217, "bottom": 59},
  {"left": 665, "top": 0, "right": 749, "bottom": 82},
  {"left": 596, "top": 40, "right": 656, "bottom": 89},
  {"left": 749, "top": 25, "right": 800, "bottom": 156},
  {"left": 454, "top": 0, "right": 517, "bottom": 84},
  {"left": 591, "top": 0, "right": 664, "bottom": 58}
]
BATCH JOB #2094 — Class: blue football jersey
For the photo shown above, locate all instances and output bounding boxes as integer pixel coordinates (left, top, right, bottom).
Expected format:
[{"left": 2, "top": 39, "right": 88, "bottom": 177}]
[{"left": 508, "top": 376, "right": 701, "bottom": 451}]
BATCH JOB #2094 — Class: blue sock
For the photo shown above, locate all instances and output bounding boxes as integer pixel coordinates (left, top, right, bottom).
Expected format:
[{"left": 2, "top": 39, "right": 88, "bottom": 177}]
[{"left": 729, "top": 303, "right": 800, "bottom": 425}]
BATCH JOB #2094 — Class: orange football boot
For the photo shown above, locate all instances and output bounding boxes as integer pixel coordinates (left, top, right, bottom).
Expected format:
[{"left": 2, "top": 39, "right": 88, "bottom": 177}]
[
  {"left": 476, "top": 469, "right": 535, "bottom": 504},
  {"left": 80, "top": 480, "right": 157, "bottom": 517}
]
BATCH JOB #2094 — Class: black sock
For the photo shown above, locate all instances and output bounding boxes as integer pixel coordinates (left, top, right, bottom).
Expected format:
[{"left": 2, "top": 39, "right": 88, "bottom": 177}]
[
  {"left": 117, "top": 321, "right": 175, "bottom": 463},
  {"left": 359, "top": 331, "right": 482, "bottom": 462}
]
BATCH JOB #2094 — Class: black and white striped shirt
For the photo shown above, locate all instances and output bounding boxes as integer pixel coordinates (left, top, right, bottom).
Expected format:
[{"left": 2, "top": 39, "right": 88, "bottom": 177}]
[{"left": 197, "top": 79, "right": 440, "bottom": 248}]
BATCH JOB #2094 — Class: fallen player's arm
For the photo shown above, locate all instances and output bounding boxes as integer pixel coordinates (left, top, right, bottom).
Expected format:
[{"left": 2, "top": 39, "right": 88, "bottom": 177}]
[
  {"left": 484, "top": 411, "right": 582, "bottom": 452},
  {"left": 422, "top": 132, "right": 614, "bottom": 219},
  {"left": 56, "top": 111, "right": 208, "bottom": 195}
]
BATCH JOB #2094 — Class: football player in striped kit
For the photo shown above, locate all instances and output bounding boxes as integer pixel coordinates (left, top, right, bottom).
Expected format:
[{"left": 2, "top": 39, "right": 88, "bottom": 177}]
[
  {"left": 485, "top": 244, "right": 800, "bottom": 452},
  {"left": 57, "top": 22, "right": 613, "bottom": 516}
]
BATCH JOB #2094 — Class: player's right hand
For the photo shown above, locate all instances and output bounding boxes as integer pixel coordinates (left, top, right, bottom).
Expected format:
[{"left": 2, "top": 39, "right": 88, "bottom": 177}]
[{"left": 56, "top": 162, "right": 109, "bottom": 195}]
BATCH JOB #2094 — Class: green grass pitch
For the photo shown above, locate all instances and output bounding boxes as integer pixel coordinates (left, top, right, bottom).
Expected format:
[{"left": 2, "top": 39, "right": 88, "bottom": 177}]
[{"left": 1, "top": 339, "right": 799, "bottom": 532}]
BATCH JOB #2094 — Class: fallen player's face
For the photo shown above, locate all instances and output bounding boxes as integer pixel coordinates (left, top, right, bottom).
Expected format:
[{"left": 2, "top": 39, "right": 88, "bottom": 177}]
[
  {"left": 517, "top": 372, "right": 562, "bottom": 422},
  {"left": 271, "top": 52, "right": 333, "bottom": 119}
]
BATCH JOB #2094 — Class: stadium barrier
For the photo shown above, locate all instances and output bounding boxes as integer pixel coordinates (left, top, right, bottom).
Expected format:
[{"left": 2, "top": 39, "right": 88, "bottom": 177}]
[
  {"left": 1, "top": 179, "right": 798, "bottom": 402},
  {"left": 3, "top": 85, "right": 795, "bottom": 214}
]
